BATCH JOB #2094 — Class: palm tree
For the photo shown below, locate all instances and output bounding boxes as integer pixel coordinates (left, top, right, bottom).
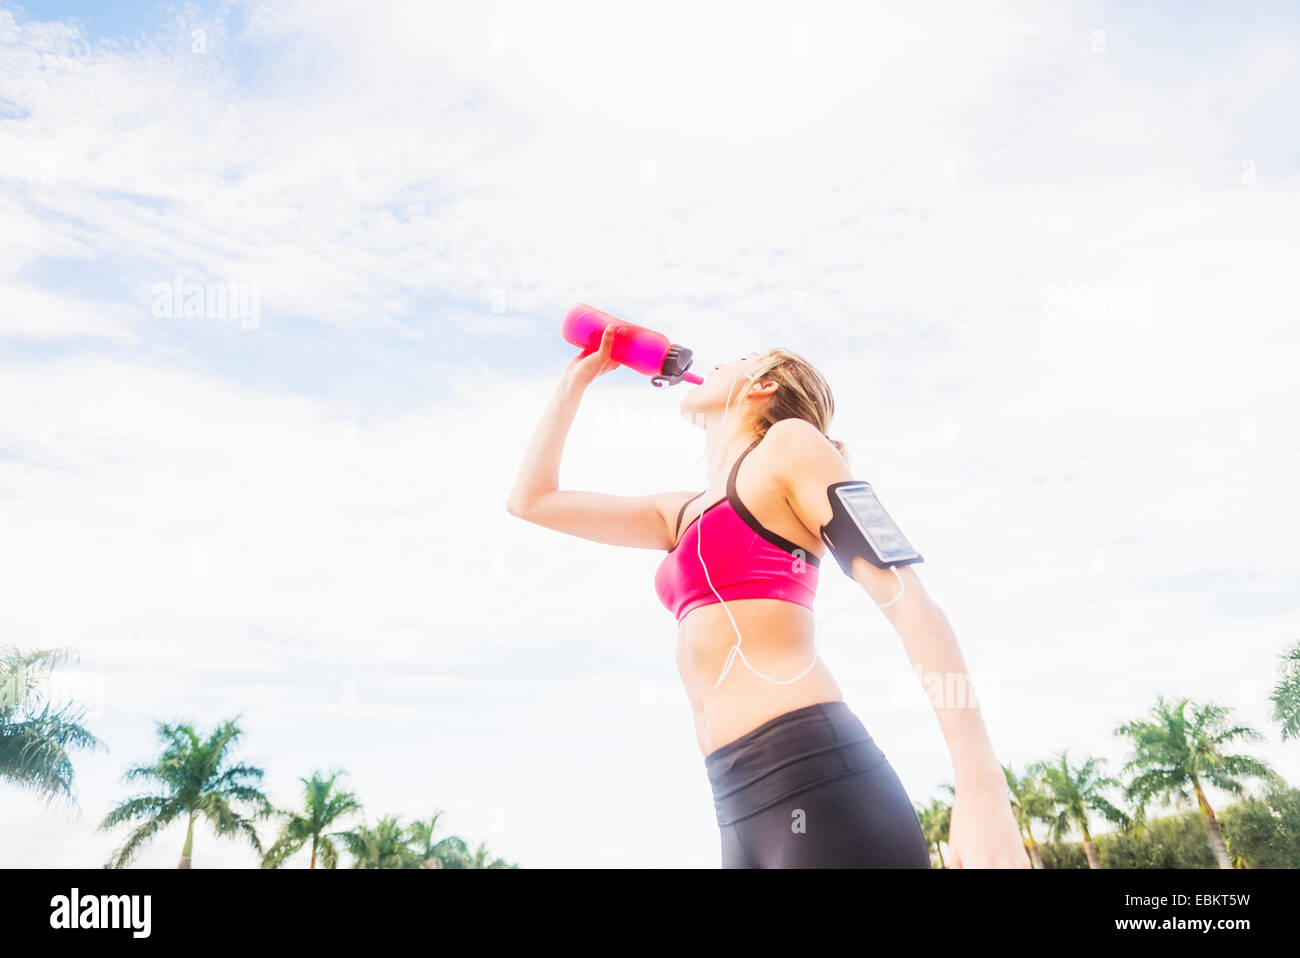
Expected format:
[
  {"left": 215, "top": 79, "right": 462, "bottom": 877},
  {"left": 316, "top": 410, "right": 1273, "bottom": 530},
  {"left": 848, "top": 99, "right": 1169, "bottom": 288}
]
[
  {"left": 261, "top": 770, "right": 362, "bottom": 869},
  {"left": 99, "top": 716, "right": 273, "bottom": 868},
  {"left": 916, "top": 789, "right": 953, "bottom": 868},
  {"left": 462, "top": 839, "right": 516, "bottom": 869},
  {"left": 0, "top": 644, "right": 105, "bottom": 809},
  {"left": 1005, "top": 764, "right": 1053, "bottom": 869},
  {"left": 406, "top": 810, "right": 470, "bottom": 868},
  {"left": 1030, "top": 750, "right": 1130, "bottom": 868},
  {"left": 1114, "top": 695, "right": 1282, "bottom": 869},
  {"left": 339, "top": 815, "right": 421, "bottom": 869},
  {"left": 1270, "top": 641, "right": 1300, "bottom": 743}
]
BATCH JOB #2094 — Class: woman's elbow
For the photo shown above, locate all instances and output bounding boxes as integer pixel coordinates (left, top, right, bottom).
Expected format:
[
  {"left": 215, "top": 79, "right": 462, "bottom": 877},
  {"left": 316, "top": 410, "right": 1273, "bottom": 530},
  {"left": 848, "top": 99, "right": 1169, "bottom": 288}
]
[{"left": 506, "top": 491, "right": 549, "bottom": 520}]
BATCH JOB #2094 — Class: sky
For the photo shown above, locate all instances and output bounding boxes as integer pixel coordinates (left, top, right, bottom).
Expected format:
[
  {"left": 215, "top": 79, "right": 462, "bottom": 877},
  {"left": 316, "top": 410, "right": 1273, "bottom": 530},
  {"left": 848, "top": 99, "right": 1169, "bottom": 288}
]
[{"left": 1, "top": 0, "right": 1298, "bottom": 868}]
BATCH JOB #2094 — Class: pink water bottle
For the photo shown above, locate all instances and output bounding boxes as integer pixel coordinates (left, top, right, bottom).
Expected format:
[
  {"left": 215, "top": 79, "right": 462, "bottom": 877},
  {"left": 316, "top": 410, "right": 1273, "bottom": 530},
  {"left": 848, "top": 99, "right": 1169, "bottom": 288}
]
[{"left": 562, "top": 304, "right": 704, "bottom": 388}]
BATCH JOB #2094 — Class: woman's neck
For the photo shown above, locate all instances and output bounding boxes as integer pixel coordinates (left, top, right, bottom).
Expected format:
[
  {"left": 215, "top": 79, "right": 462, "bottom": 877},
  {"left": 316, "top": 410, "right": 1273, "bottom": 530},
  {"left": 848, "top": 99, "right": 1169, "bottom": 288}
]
[{"left": 703, "top": 416, "right": 758, "bottom": 488}]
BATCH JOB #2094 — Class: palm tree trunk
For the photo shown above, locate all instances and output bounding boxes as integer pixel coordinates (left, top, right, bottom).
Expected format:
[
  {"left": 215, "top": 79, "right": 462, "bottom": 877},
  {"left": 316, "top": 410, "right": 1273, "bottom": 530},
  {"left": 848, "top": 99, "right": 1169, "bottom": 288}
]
[
  {"left": 178, "top": 814, "right": 195, "bottom": 869},
  {"left": 1026, "top": 834, "right": 1045, "bottom": 869},
  {"left": 1192, "top": 781, "right": 1233, "bottom": 869},
  {"left": 1079, "top": 821, "right": 1101, "bottom": 868},
  {"left": 1020, "top": 822, "right": 1045, "bottom": 869},
  {"left": 1081, "top": 839, "right": 1101, "bottom": 869},
  {"left": 310, "top": 838, "right": 317, "bottom": 869},
  {"left": 934, "top": 841, "right": 945, "bottom": 868}
]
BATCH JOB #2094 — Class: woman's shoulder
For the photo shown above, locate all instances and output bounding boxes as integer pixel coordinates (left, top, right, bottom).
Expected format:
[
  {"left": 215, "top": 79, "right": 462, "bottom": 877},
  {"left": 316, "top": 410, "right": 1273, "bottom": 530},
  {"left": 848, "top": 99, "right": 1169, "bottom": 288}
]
[
  {"left": 739, "top": 421, "right": 833, "bottom": 558},
  {"left": 763, "top": 417, "right": 830, "bottom": 448},
  {"left": 750, "top": 418, "right": 852, "bottom": 501},
  {"left": 751, "top": 419, "right": 838, "bottom": 475}
]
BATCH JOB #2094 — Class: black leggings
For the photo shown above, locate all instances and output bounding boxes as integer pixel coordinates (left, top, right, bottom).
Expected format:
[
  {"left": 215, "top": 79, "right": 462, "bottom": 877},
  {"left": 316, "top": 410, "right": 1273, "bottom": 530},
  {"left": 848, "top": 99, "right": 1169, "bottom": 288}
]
[{"left": 704, "top": 700, "right": 932, "bottom": 868}]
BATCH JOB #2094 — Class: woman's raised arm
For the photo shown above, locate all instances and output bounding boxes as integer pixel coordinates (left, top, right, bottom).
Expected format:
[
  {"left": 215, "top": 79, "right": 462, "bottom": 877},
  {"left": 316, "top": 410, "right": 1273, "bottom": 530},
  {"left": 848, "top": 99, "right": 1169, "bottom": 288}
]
[{"left": 505, "top": 322, "right": 695, "bottom": 550}]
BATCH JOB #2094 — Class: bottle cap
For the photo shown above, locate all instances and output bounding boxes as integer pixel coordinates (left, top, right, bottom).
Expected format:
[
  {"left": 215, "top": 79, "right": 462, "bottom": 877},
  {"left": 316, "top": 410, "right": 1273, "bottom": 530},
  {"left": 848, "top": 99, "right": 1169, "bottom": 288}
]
[{"left": 651, "top": 344, "right": 699, "bottom": 388}]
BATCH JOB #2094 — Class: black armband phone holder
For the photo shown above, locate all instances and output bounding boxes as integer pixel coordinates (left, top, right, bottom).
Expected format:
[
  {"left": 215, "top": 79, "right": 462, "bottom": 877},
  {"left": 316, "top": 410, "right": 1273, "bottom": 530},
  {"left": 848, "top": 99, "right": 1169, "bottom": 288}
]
[{"left": 819, "top": 480, "right": 924, "bottom": 576}]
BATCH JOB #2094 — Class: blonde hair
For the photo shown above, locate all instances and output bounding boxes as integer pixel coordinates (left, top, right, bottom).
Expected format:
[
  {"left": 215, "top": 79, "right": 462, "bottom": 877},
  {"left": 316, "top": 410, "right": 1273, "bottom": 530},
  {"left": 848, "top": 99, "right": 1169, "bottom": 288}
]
[{"left": 742, "top": 347, "right": 848, "bottom": 466}]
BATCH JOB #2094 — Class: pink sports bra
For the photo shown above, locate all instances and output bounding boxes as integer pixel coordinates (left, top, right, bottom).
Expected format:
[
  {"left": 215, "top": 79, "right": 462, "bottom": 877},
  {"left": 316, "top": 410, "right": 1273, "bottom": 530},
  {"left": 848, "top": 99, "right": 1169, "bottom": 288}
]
[{"left": 654, "top": 436, "right": 821, "bottom": 622}]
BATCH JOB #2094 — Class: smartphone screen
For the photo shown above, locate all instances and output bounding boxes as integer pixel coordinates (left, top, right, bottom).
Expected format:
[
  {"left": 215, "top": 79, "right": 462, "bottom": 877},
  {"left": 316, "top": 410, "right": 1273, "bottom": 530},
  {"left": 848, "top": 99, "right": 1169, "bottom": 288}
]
[{"left": 836, "top": 483, "right": 923, "bottom": 566}]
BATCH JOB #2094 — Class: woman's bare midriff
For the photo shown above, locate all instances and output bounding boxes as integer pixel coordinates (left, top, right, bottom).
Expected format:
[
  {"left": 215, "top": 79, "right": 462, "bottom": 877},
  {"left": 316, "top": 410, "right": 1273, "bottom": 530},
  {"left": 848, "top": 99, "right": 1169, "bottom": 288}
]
[{"left": 675, "top": 596, "right": 844, "bottom": 757}]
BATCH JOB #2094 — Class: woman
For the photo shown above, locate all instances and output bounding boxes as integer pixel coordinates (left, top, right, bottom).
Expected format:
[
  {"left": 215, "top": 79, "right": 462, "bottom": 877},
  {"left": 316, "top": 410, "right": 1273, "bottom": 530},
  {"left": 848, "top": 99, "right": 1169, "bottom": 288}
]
[{"left": 507, "top": 322, "right": 1029, "bottom": 868}]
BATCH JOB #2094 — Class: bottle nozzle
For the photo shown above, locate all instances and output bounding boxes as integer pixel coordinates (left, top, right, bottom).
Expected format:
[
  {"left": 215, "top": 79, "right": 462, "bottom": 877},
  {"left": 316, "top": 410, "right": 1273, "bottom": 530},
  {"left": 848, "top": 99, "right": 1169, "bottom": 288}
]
[{"left": 683, "top": 372, "right": 704, "bottom": 385}]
